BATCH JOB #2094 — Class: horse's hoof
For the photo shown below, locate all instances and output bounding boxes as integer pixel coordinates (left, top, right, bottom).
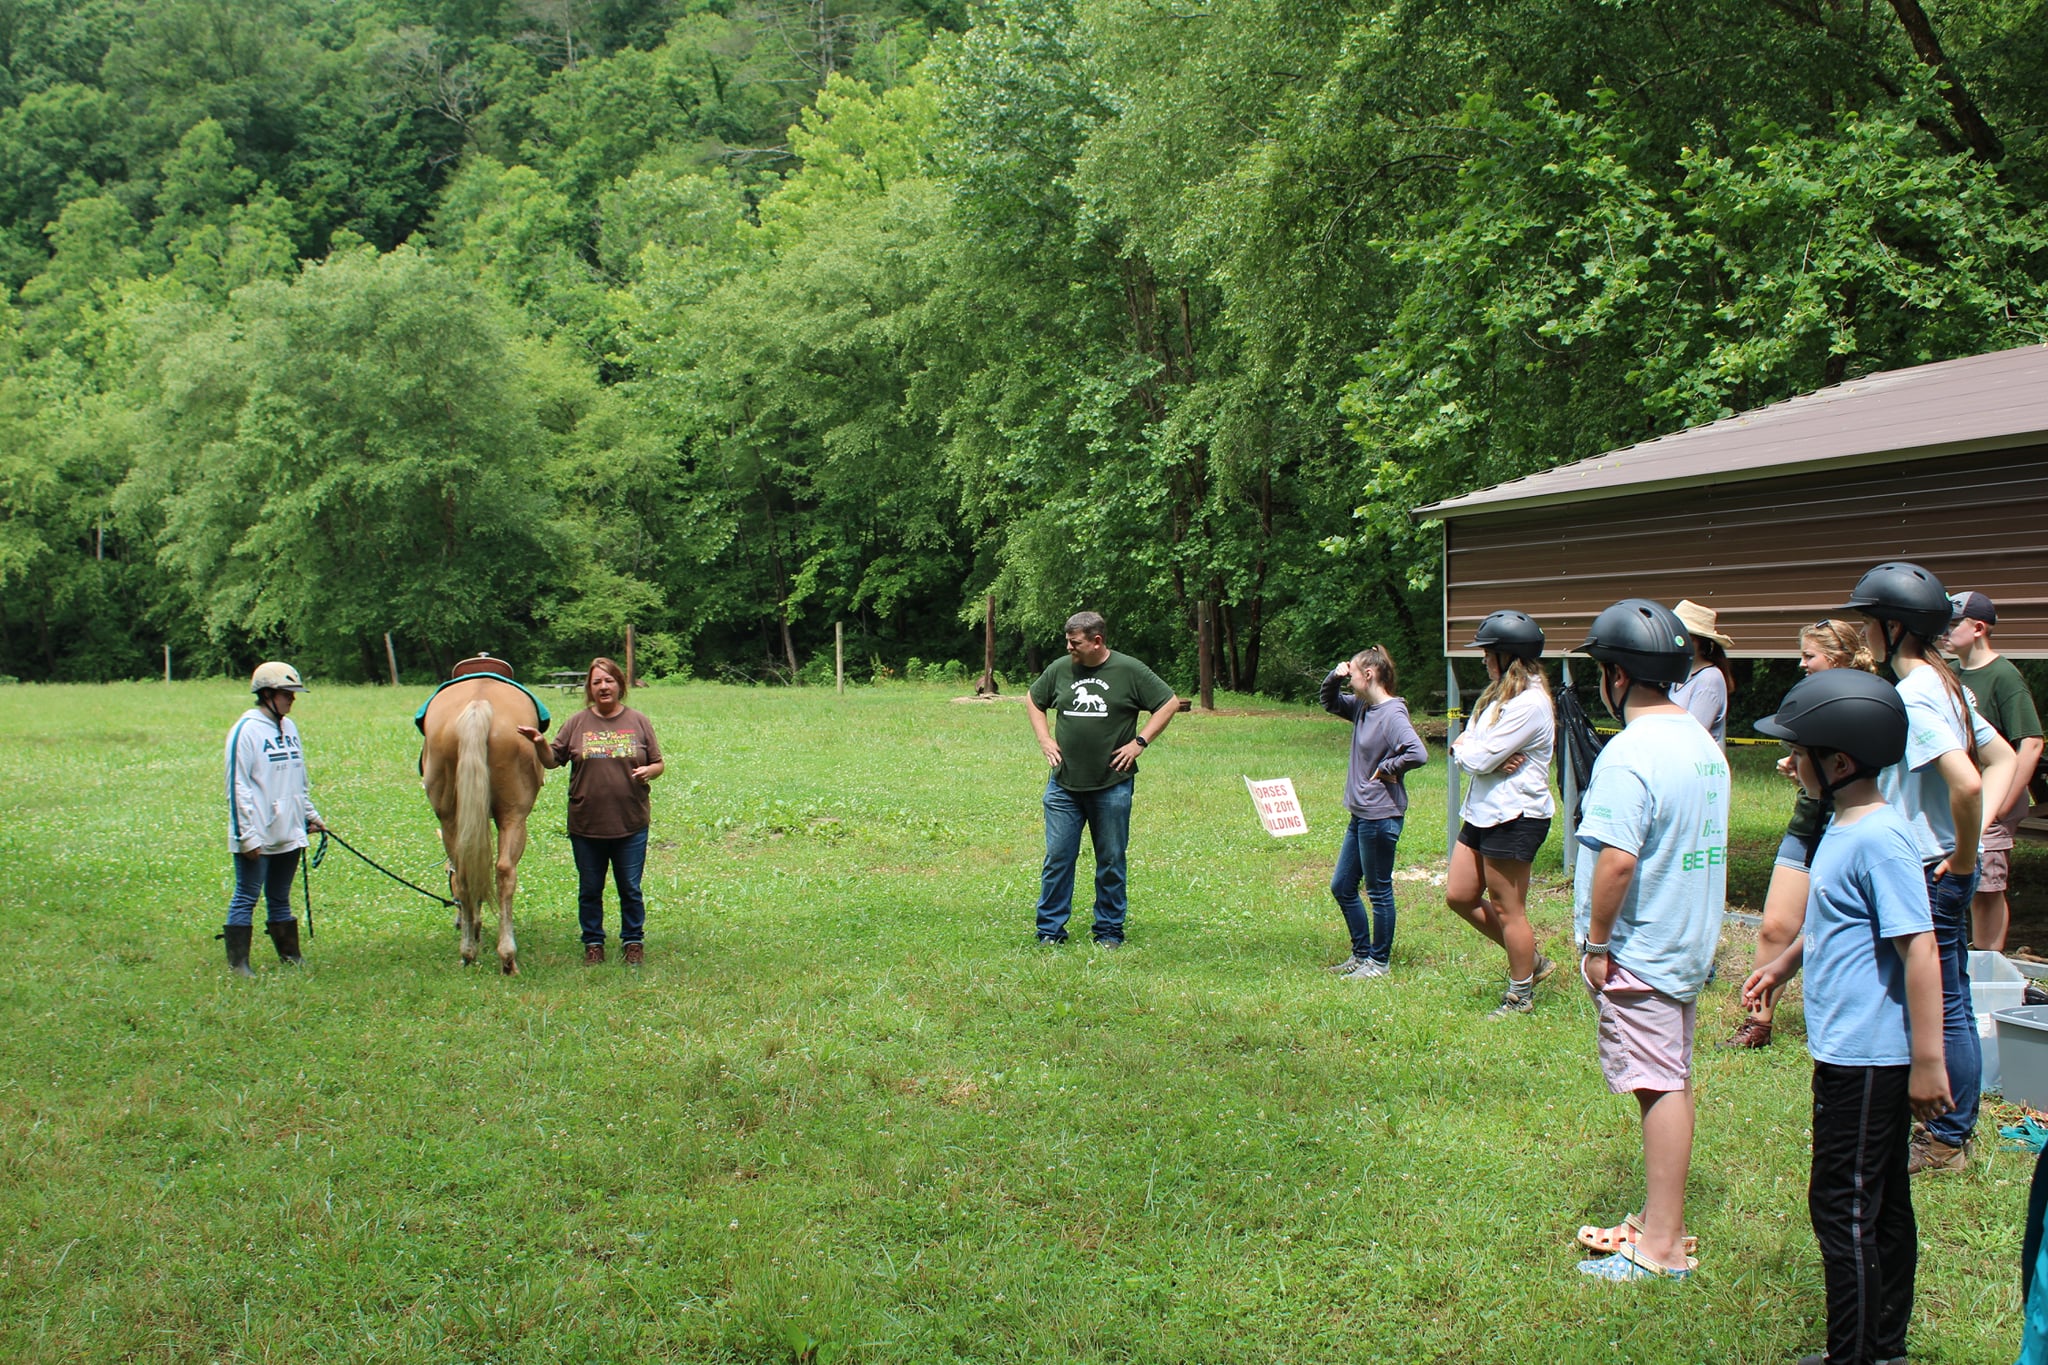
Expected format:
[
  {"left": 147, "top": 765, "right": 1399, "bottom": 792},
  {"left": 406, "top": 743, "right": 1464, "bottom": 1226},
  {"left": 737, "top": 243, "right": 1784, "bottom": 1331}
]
[{"left": 500, "top": 958, "right": 517, "bottom": 976}]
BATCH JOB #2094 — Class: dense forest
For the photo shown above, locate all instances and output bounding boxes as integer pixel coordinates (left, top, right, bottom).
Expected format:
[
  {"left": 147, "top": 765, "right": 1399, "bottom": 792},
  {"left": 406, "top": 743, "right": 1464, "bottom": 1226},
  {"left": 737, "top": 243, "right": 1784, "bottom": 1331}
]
[{"left": 2, "top": 0, "right": 2045, "bottom": 693}]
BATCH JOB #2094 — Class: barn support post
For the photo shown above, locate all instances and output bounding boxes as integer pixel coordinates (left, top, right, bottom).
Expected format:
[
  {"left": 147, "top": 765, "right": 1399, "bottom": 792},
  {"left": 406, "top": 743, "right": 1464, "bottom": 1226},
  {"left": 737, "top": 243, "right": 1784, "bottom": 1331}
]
[
  {"left": 1560, "top": 654, "right": 1577, "bottom": 882},
  {"left": 1444, "top": 659, "right": 1463, "bottom": 860}
]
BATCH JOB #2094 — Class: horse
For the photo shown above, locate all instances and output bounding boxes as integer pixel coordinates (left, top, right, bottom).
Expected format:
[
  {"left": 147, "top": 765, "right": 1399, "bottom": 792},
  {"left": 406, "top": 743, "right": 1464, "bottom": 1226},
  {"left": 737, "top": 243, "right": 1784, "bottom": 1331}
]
[{"left": 420, "top": 677, "right": 544, "bottom": 974}]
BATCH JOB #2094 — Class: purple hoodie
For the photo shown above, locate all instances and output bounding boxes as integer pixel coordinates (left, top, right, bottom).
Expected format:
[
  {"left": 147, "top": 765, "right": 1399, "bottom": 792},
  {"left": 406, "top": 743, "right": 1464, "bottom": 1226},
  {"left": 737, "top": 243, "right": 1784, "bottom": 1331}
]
[{"left": 1320, "top": 670, "right": 1430, "bottom": 819}]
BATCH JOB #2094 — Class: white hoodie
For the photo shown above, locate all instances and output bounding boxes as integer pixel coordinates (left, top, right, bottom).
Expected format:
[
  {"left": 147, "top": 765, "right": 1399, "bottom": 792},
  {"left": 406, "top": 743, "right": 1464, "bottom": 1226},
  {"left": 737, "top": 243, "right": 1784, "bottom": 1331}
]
[{"left": 225, "top": 707, "right": 321, "bottom": 854}]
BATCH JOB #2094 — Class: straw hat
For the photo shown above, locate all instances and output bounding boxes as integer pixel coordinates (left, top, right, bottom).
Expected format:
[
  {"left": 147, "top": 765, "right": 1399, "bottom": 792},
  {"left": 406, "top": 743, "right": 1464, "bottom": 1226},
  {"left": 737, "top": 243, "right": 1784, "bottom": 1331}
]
[{"left": 1673, "top": 600, "right": 1735, "bottom": 649}]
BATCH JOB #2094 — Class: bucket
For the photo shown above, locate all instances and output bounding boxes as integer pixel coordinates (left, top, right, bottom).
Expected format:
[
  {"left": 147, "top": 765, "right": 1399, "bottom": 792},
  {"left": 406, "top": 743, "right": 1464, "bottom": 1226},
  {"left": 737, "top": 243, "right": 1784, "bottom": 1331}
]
[
  {"left": 1993, "top": 1005, "right": 2048, "bottom": 1110},
  {"left": 1973, "top": 951, "right": 2029, "bottom": 1093}
]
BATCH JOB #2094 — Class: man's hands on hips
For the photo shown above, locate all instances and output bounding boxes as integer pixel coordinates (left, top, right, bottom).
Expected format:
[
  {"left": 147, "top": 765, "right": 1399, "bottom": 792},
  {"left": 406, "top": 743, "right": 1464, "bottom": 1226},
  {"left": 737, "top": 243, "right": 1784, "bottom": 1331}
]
[
  {"left": 1110, "top": 740, "right": 1142, "bottom": 772},
  {"left": 1039, "top": 737, "right": 1062, "bottom": 768}
]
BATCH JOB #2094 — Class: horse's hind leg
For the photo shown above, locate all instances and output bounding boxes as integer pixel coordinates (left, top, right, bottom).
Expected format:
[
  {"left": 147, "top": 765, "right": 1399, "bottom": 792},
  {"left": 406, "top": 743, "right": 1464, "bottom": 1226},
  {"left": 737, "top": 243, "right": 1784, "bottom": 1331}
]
[
  {"left": 494, "top": 813, "right": 528, "bottom": 975},
  {"left": 439, "top": 818, "right": 483, "bottom": 965}
]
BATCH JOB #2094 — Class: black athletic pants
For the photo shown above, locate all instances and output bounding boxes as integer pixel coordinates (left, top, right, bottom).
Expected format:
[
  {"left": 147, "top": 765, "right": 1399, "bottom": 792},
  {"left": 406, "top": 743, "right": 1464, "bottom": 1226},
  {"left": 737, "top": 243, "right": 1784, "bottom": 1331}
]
[{"left": 1810, "top": 1061, "right": 1916, "bottom": 1365}]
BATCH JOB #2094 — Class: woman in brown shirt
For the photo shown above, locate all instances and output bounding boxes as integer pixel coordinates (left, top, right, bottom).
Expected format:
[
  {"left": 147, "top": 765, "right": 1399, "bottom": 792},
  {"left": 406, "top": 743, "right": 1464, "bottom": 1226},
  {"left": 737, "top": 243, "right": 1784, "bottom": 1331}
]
[{"left": 516, "top": 657, "right": 664, "bottom": 965}]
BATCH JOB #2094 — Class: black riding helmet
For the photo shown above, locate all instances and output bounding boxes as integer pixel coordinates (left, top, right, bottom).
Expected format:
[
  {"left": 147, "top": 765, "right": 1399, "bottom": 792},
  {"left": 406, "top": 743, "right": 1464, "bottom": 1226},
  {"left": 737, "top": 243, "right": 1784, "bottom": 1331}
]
[
  {"left": 1574, "top": 599, "right": 1693, "bottom": 685},
  {"left": 1755, "top": 669, "right": 1906, "bottom": 811},
  {"left": 1754, "top": 669, "right": 1908, "bottom": 774},
  {"left": 1844, "top": 561, "right": 1951, "bottom": 664},
  {"left": 1470, "top": 610, "right": 1545, "bottom": 661},
  {"left": 1575, "top": 598, "right": 1692, "bottom": 719}
]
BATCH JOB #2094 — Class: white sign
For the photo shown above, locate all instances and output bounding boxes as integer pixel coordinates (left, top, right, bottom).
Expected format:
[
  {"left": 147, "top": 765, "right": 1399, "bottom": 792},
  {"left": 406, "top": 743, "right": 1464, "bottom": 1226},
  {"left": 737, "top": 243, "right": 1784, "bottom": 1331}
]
[{"left": 1243, "top": 776, "right": 1308, "bottom": 837}]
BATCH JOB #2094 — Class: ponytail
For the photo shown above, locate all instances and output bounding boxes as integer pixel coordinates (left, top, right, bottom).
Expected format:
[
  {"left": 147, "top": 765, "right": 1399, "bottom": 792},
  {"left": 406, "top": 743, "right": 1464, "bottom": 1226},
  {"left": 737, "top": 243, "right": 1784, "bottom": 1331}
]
[{"left": 1910, "top": 633, "right": 1980, "bottom": 764}]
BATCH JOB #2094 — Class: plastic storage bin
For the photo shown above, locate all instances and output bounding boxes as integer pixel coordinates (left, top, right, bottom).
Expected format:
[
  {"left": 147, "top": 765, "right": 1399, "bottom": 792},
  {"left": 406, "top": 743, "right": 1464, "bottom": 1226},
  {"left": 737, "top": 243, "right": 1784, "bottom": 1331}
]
[
  {"left": 1974, "top": 951, "right": 2030, "bottom": 1093},
  {"left": 1994, "top": 1005, "right": 2048, "bottom": 1110}
]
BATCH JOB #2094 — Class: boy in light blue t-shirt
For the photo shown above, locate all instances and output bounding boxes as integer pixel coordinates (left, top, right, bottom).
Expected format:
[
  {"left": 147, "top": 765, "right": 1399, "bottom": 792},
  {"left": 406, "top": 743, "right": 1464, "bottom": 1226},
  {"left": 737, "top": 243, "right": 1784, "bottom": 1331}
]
[
  {"left": 1569, "top": 600, "right": 1728, "bottom": 1284},
  {"left": 1747, "top": 669, "right": 1949, "bottom": 1365}
]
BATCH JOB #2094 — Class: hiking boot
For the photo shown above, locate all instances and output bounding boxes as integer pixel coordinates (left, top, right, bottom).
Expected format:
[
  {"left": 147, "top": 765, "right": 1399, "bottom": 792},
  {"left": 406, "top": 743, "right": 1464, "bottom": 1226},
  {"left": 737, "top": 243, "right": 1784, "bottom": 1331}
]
[
  {"left": 1326, "top": 954, "right": 1365, "bottom": 975},
  {"left": 222, "top": 925, "right": 255, "bottom": 978},
  {"left": 1343, "top": 958, "right": 1391, "bottom": 980},
  {"left": 1908, "top": 1133, "right": 1967, "bottom": 1174},
  {"left": 583, "top": 943, "right": 606, "bottom": 967},
  {"left": 266, "top": 919, "right": 303, "bottom": 965},
  {"left": 1532, "top": 953, "right": 1558, "bottom": 985},
  {"left": 1722, "top": 1018, "right": 1773, "bottom": 1049},
  {"left": 1488, "top": 990, "right": 1534, "bottom": 1020},
  {"left": 622, "top": 942, "right": 644, "bottom": 967}
]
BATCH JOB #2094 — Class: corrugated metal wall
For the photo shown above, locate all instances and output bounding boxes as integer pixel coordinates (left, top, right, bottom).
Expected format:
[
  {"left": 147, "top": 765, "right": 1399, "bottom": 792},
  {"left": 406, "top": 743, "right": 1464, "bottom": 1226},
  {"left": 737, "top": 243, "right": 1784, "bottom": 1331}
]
[{"left": 1441, "top": 444, "right": 2048, "bottom": 657}]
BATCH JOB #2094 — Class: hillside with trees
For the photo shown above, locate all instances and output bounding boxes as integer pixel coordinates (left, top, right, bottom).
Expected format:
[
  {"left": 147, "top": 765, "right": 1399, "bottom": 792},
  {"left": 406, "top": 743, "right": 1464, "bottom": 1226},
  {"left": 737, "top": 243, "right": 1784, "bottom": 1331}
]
[{"left": 3, "top": 0, "right": 2044, "bottom": 690}]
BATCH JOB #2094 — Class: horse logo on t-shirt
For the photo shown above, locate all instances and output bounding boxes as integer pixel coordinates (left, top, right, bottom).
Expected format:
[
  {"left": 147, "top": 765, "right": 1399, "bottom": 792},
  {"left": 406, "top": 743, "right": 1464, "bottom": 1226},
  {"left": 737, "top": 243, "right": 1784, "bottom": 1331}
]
[{"left": 1063, "top": 679, "right": 1110, "bottom": 717}]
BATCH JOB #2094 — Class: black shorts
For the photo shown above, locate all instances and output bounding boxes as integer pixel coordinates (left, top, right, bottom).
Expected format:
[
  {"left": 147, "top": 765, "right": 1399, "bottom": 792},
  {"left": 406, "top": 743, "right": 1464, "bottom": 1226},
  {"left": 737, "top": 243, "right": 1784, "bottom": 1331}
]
[{"left": 1457, "top": 816, "right": 1551, "bottom": 864}]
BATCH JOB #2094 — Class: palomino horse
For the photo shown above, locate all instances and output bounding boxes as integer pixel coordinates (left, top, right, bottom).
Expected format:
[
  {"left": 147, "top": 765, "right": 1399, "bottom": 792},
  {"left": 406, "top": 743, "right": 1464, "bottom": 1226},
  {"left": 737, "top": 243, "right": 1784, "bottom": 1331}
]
[{"left": 420, "top": 677, "right": 543, "bottom": 973}]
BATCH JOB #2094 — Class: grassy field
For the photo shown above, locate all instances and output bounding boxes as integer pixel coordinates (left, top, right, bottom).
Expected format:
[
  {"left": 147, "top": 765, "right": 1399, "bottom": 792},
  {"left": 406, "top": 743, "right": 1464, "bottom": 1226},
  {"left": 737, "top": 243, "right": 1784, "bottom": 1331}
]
[{"left": 0, "top": 679, "right": 2035, "bottom": 1364}]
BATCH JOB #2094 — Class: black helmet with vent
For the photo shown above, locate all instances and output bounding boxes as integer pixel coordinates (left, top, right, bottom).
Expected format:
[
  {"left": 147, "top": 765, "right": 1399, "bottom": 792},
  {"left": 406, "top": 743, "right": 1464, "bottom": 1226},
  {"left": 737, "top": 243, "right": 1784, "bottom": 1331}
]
[
  {"left": 1470, "top": 610, "right": 1545, "bottom": 661},
  {"left": 1754, "top": 669, "right": 1907, "bottom": 773},
  {"left": 1574, "top": 599, "right": 1693, "bottom": 686},
  {"left": 1844, "top": 561, "right": 1951, "bottom": 641}
]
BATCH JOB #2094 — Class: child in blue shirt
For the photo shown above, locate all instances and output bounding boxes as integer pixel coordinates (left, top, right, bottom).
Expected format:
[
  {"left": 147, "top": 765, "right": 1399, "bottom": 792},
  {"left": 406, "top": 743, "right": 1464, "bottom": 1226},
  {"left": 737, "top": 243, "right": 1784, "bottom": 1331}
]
[{"left": 1746, "top": 669, "right": 1950, "bottom": 1365}]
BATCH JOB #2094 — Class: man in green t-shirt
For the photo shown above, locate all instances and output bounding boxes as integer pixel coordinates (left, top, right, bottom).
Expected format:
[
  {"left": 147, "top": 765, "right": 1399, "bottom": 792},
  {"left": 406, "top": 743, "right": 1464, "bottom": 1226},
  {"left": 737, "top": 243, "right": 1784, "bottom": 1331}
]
[
  {"left": 1947, "top": 591, "right": 2045, "bottom": 950},
  {"left": 1025, "top": 611, "right": 1180, "bottom": 946}
]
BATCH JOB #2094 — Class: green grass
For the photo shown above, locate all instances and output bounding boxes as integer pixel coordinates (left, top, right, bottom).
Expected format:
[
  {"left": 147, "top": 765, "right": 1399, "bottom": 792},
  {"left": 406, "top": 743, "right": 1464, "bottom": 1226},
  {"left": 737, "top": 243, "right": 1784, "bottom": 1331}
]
[{"left": 0, "top": 680, "right": 2030, "bottom": 1363}]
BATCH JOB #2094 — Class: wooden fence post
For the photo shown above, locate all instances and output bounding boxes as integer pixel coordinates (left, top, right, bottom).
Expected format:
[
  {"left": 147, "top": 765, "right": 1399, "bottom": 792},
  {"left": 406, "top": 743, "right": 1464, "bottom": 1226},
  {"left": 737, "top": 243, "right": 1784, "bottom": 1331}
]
[
  {"left": 836, "top": 621, "right": 844, "bottom": 695},
  {"left": 384, "top": 632, "right": 400, "bottom": 687},
  {"left": 624, "top": 624, "right": 635, "bottom": 688}
]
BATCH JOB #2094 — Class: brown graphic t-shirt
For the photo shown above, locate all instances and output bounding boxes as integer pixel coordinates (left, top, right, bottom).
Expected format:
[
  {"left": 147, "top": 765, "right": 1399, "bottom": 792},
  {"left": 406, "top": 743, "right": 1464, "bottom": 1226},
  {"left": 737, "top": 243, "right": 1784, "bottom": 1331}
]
[{"left": 550, "top": 706, "right": 663, "bottom": 838}]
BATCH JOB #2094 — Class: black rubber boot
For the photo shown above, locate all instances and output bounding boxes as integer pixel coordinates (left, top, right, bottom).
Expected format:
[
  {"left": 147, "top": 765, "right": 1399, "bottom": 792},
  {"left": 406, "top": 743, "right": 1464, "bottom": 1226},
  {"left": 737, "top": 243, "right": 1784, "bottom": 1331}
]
[
  {"left": 223, "top": 925, "right": 255, "bottom": 977},
  {"left": 266, "top": 919, "right": 303, "bottom": 965}
]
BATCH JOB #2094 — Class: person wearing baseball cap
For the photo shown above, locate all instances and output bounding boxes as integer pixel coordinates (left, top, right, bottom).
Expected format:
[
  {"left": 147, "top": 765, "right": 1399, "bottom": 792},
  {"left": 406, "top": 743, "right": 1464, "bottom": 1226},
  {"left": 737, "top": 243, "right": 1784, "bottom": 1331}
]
[
  {"left": 222, "top": 662, "right": 325, "bottom": 975},
  {"left": 1944, "top": 591, "right": 2043, "bottom": 951}
]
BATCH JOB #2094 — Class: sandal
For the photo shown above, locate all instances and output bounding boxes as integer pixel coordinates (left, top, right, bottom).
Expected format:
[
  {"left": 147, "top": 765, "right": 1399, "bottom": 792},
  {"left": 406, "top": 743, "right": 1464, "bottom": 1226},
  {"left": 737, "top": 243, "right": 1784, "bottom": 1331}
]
[
  {"left": 1577, "top": 1241, "right": 1695, "bottom": 1282},
  {"left": 1576, "top": 1213, "right": 1697, "bottom": 1257}
]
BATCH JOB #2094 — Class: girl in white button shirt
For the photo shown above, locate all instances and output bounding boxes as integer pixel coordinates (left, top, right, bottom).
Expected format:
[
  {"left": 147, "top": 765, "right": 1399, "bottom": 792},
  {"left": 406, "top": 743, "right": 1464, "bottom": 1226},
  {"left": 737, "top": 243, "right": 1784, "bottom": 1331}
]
[{"left": 1447, "top": 611, "right": 1558, "bottom": 1018}]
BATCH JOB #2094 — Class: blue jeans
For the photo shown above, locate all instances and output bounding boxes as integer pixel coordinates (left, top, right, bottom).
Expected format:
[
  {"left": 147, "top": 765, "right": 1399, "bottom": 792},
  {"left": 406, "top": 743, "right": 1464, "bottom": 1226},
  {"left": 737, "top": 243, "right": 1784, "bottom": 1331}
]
[
  {"left": 1038, "top": 776, "right": 1134, "bottom": 942},
  {"left": 1924, "top": 862, "right": 1981, "bottom": 1147},
  {"left": 227, "top": 847, "right": 302, "bottom": 927},
  {"left": 1331, "top": 814, "right": 1402, "bottom": 962},
  {"left": 571, "top": 829, "right": 648, "bottom": 946}
]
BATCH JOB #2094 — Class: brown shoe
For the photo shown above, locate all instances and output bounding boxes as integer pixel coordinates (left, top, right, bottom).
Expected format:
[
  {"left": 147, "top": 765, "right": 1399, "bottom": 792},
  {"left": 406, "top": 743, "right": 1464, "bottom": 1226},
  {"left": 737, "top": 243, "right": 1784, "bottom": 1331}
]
[
  {"left": 623, "top": 942, "right": 644, "bottom": 967},
  {"left": 583, "top": 943, "right": 605, "bottom": 966},
  {"left": 1908, "top": 1132, "right": 1967, "bottom": 1174},
  {"left": 1722, "top": 1018, "right": 1773, "bottom": 1049}
]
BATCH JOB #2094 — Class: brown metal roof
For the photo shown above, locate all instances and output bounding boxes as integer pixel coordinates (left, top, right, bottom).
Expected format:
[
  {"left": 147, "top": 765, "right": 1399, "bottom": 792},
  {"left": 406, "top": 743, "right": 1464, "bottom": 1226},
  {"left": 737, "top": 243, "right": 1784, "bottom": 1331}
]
[{"left": 1415, "top": 343, "right": 2048, "bottom": 520}]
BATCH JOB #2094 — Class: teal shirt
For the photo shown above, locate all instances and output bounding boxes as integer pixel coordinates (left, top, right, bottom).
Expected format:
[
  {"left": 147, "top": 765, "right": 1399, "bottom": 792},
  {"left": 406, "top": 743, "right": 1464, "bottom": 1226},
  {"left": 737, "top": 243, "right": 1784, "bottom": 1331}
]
[{"left": 1028, "top": 652, "right": 1175, "bottom": 792}]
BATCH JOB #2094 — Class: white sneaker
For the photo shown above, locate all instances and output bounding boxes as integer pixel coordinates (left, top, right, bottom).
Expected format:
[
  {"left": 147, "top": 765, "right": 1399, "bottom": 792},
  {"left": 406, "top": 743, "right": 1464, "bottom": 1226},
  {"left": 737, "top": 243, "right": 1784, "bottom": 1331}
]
[{"left": 1343, "top": 958, "right": 1391, "bottom": 980}]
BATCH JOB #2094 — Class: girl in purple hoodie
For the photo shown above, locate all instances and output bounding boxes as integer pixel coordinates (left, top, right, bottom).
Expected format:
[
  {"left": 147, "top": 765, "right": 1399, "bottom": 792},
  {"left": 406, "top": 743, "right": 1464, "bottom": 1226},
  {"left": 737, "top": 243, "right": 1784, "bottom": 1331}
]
[{"left": 1320, "top": 646, "right": 1430, "bottom": 978}]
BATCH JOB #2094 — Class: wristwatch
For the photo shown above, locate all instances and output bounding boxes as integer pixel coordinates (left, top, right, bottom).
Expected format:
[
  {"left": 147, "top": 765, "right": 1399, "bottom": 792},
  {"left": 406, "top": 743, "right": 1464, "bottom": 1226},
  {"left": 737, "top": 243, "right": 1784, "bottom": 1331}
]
[
  {"left": 1133, "top": 735, "right": 1149, "bottom": 748},
  {"left": 1579, "top": 939, "right": 1610, "bottom": 956}
]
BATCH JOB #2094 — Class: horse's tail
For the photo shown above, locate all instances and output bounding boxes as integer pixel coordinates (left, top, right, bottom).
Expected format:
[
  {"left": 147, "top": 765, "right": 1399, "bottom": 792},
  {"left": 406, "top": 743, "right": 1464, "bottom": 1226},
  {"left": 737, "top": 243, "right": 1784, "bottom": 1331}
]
[{"left": 453, "top": 699, "right": 495, "bottom": 909}]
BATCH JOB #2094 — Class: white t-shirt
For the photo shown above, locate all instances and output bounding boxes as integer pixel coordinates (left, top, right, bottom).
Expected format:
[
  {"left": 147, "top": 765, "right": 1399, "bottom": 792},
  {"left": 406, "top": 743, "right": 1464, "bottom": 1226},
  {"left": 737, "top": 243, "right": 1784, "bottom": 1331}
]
[
  {"left": 1876, "top": 665, "right": 1998, "bottom": 866},
  {"left": 1572, "top": 713, "right": 1730, "bottom": 1002},
  {"left": 1669, "top": 666, "right": 1728, "bottom": 744},
  {"left": 1453, "top": 687, "right": 1555, "bottom": 827}
]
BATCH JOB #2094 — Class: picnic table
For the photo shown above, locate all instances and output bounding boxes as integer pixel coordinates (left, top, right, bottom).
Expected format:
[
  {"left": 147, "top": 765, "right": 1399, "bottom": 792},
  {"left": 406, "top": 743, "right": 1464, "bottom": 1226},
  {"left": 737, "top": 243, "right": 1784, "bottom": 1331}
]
[{"left": 547, "top": 670, "right": 585, "bottom": 693}]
